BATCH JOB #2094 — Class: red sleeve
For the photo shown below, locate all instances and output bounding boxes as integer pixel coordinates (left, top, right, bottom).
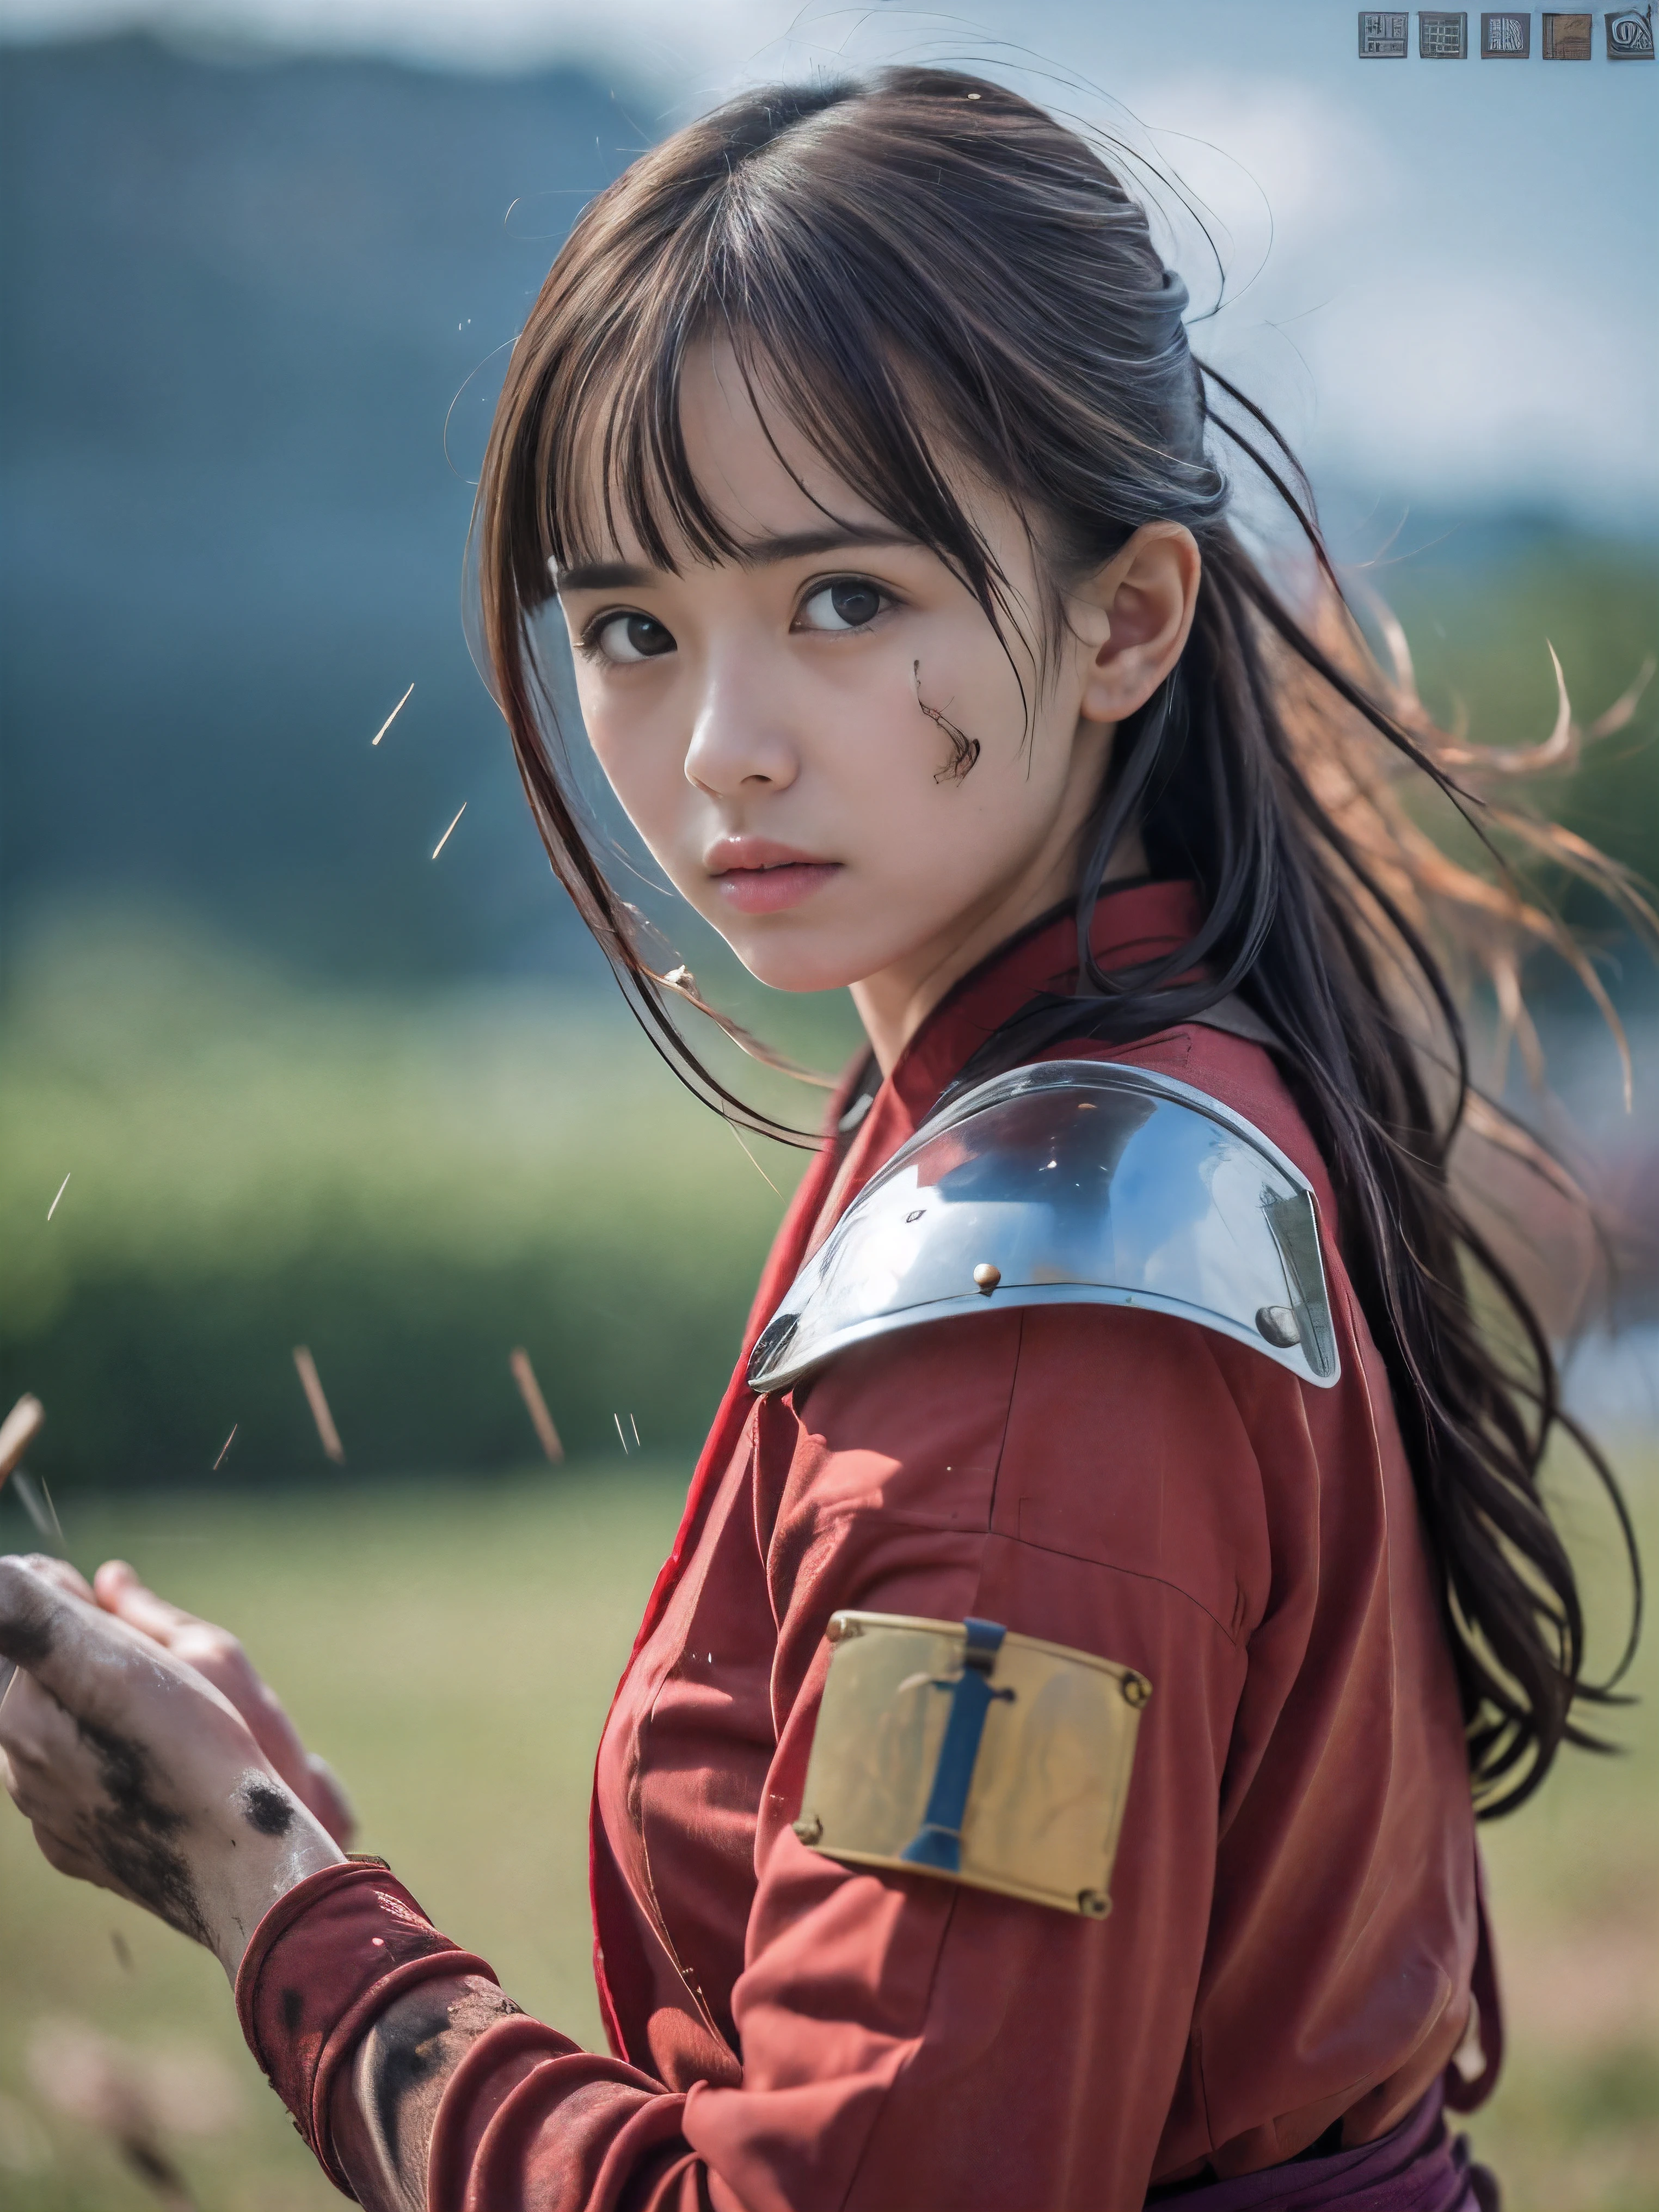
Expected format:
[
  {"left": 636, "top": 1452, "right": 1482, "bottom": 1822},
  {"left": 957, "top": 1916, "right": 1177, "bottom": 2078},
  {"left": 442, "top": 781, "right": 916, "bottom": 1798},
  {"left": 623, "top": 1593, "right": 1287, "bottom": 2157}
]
[
  {"left": 234, "top": 1860, "right": 502, "bottom": 2195},
  {"left": 685, "top": 1305, "right": 1267, "bottom": 2211},
  {"left": 243, "top": 1306, "right": 1285, "bottom": 2211}
]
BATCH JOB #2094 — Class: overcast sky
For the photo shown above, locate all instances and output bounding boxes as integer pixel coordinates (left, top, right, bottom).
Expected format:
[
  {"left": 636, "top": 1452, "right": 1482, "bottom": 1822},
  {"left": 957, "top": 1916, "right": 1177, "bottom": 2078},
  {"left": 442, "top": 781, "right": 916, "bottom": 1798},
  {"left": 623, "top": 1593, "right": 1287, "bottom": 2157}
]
[{"left": 4, "top": 0, "right": 1655, "bottom": 531}]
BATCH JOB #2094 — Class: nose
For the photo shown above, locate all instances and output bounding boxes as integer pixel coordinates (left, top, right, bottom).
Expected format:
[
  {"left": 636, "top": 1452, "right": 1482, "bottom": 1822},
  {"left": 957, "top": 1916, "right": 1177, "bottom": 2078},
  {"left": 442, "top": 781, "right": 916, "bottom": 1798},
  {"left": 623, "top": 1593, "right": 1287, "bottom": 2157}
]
[{"left": 682, "top": 651, "right": 799, "bottom": 798}]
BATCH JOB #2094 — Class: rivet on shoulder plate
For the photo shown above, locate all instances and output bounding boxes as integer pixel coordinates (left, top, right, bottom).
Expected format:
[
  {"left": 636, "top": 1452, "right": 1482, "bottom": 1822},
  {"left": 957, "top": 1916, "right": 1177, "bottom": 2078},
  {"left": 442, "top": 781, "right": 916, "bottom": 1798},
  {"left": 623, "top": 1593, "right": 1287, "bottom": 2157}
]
[
  {"left": 1078, "top": 1890, "right": 1110, "bottom": 1918},
  {"left": 793, "top": 1815, "right": 824, "bottom": 1846},
  {"left": 1120, "top": 1672, "right": 1151, "bottom": 1709},
  {"left": 1256, "top": 1304, "right": 1301, "bottom": 1348},
  {"left": 973, "top": 1262, "right": 1001, "bottom": 1293}
]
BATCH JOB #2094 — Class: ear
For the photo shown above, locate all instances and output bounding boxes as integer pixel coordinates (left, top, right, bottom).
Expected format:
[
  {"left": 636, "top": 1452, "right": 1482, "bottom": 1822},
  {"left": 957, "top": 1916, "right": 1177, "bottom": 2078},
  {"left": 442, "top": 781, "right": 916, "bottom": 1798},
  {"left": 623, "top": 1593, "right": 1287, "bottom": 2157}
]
[{"left": 1073, "top": 524, "right": 1202, "bottom": 726}]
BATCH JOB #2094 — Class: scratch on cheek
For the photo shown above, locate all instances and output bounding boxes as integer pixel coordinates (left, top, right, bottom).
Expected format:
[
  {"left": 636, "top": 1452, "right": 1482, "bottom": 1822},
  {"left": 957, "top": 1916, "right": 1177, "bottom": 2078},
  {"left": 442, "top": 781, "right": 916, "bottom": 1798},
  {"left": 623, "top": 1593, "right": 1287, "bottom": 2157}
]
[{"left": 914, "top": 660, "right": 981, "bottom": 784}]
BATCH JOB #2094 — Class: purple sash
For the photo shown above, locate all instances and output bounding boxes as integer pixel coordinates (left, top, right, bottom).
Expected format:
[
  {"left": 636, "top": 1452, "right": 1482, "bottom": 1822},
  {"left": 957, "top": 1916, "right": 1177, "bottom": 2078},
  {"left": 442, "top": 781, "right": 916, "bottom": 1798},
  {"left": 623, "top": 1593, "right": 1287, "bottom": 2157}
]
[{"left": 1144, "top": 2087, "right": 1499, "bottom": 2212}]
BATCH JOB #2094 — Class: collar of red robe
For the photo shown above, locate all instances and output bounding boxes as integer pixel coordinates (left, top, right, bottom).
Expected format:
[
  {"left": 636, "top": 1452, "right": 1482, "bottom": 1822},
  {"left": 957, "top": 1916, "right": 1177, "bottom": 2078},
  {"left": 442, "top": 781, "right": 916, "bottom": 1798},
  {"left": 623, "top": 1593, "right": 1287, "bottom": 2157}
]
[{"left": 875, "top": 876, "right": 1204, "bottom": 1127}]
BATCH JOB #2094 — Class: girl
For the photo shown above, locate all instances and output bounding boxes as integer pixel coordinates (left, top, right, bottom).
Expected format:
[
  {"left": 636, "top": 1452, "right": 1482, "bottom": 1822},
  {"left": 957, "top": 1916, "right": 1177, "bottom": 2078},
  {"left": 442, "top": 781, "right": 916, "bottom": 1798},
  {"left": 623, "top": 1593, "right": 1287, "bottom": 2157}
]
[{"left": 0, "top": 67, "right": 1642, "bottom": 2212}]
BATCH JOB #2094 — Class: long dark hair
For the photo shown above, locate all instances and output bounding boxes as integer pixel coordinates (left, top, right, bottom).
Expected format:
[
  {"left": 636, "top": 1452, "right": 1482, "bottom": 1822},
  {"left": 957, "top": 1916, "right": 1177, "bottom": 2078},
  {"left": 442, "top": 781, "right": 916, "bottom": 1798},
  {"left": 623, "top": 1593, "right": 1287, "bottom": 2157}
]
[{"left": 474, "top": 67, "right": 1644, "bottom": 1812}]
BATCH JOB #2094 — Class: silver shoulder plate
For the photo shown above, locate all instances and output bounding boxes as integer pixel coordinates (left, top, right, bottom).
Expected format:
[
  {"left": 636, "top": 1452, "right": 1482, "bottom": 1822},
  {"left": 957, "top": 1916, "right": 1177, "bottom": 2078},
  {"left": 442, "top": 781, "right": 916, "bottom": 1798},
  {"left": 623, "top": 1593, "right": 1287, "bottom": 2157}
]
[{"left": 747, "top": 1059, "right": 1340, "bottom": 1394}]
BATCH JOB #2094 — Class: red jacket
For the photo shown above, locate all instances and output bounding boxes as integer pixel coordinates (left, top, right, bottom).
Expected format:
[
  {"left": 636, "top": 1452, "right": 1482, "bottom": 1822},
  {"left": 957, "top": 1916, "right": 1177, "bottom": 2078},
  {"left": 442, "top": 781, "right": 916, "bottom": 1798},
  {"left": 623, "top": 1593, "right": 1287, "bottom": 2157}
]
[{"left": 239, "top": 881, "right": 1480, "bottom": 2211}]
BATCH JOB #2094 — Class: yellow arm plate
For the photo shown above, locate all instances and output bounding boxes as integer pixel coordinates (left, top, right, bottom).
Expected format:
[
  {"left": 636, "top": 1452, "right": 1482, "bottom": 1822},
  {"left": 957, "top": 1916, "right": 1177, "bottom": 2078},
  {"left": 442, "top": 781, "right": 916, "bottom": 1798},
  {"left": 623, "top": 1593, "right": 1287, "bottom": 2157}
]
[{"left": 792, "top": 1609, "right": 1150, "bottom": 1918}]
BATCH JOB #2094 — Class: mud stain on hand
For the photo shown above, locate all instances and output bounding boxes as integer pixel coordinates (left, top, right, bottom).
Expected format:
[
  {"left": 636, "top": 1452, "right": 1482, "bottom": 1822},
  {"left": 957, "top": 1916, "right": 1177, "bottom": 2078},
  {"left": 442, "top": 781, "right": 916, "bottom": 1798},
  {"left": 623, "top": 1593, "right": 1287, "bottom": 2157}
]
[
  {"left": 238, "top": 1774, "right": 296, "bottom": 1836},
  {"left": 0, "top": 1563, "right": 58, "bottom": 1670},
  {"left": 72, "top": 1712, "right": 208, "bottom": 1946}
]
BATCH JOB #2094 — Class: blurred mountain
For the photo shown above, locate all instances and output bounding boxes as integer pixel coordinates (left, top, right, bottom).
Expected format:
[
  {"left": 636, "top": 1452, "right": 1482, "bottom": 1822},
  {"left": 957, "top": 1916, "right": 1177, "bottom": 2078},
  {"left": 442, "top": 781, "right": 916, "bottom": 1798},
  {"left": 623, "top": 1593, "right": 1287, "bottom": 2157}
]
[{"left": 0, "top": 33, "right": 640, "bottom": 981}]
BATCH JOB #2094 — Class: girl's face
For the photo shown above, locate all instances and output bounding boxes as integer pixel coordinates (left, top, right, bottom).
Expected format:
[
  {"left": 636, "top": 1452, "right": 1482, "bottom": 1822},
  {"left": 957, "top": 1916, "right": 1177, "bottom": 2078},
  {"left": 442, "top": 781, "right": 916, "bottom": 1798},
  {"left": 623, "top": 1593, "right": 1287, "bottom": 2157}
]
[{"left": 555, "top": 342, "right": 1199, "bottom": 1067}]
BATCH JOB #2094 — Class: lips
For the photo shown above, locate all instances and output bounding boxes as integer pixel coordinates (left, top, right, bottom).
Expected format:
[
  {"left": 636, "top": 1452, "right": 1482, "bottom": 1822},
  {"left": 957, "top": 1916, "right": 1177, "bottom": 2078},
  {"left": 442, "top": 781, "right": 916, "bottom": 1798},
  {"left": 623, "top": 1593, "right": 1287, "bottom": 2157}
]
[{"left": 705, "top": 839, "right": 842, "bottom": 915}]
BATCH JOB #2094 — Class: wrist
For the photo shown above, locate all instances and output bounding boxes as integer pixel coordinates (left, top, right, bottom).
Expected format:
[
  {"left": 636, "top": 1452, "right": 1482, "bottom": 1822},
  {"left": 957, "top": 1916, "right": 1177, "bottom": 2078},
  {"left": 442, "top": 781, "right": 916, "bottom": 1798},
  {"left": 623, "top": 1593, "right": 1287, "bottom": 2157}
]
[{"left": 211, "top": 1800, "right": 346, "bottom": 1979}]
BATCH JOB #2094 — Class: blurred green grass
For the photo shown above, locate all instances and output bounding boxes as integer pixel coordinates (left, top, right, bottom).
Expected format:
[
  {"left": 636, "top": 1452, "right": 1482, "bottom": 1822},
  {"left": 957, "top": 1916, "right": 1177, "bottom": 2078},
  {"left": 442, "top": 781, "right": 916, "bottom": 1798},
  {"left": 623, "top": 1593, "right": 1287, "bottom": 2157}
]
[
  {"left": 0, "top": 911, "right": 824, "bottom": 1484},
  {"left": 0, "top": 1449, "right": 1652, "bottom": 2211}
]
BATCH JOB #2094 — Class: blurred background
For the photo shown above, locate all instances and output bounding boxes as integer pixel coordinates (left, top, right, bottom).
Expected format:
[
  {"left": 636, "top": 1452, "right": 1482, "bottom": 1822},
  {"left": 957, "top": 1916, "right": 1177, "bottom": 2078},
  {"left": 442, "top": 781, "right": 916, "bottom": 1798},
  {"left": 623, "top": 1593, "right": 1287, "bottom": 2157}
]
[{"left": 0, "top": 3, "right": 1655, "bottom": 2206}]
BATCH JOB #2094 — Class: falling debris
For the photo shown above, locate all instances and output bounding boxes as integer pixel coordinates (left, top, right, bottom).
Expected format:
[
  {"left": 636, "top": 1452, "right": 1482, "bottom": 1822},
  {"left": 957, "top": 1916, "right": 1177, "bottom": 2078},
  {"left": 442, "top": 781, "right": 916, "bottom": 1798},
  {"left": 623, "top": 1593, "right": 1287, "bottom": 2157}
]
[
  {"left": 3, "top": 1404, "right": 58, "bottom": 1624},
  {"left": 46, "top": 1172, "right": 71, "bottom": 1221},
  {"left": 431, "top": 803, "right": 466, "bottom": 859},
  {"left": 0, "top": 1394, "right": 45, "bottom": 1490},
  {"left": 11, "top": 1472, "right": 66, "bottom": 1553},
  {"left": 630, "top": 1414, "right": 641, "bottom": 1449},
  {"left": 292, "top": 1348, "right": 345, "bottom": 1464},
  {"left": 211, "top": 1424, "right": 238, "bottom": 1472},
  {"left": 111, "top": 1930, "right": 135, "bottom": 1975},
  {"left": 509, "top": 1349, "right": 564, "bottom": 1465},
  {"left": 2, "top": 1413, "right": 69, "bottom": 1694},
  {"left": 370, "top": 681, "right": 414, "bottom": 747},
  {"left": 613, "top": 1413, "right": 631, "bottom": 1456}
]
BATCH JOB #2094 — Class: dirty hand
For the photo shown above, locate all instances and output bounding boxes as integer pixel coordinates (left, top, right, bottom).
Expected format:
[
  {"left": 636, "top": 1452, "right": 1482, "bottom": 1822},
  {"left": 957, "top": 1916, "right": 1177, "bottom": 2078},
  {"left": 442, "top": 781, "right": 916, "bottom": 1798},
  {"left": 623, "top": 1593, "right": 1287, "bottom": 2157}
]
[
  {"left": 92, "top": 1560, "right": 356, "bottom": 1847},
  {"left": 0, "top": 1553, "right": 343, "bottom": 1976}
]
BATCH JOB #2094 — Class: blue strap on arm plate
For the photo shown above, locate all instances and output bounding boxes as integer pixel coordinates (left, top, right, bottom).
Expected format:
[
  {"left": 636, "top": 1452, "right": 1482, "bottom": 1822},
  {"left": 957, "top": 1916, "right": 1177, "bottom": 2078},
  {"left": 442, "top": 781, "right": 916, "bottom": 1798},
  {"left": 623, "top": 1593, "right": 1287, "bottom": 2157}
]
[{"left": 900, "top": 1617, "right": 1016, "bottom": 1875}]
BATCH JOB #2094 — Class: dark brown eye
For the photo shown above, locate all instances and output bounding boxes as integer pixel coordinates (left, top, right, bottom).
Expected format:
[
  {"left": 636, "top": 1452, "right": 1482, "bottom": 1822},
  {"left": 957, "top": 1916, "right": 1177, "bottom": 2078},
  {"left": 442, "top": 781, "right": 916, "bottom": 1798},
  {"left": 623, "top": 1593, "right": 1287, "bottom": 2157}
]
[
  {"left": 594, "top": 611, "right": 675, "bottom": 662},
  {"left": 800, "top": 578, "right": 888, "bottom": 632}
]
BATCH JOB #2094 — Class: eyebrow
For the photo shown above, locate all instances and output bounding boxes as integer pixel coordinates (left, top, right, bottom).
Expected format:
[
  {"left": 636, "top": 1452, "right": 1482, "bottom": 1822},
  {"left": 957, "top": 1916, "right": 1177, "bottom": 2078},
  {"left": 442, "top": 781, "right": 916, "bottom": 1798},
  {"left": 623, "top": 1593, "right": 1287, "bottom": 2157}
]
[{"left": 551, "top": 526, "right": 918, "bottom": 594}]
